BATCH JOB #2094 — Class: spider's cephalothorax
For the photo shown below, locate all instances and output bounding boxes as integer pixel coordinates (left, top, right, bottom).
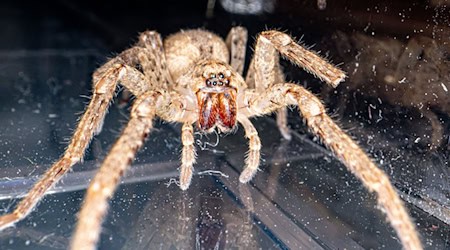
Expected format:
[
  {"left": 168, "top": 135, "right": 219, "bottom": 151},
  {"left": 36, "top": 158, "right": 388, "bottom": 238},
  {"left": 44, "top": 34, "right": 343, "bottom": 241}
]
[
  {"left": 165, "top": 30, "right": 239, "bottom": 133},
  {"left": 0, "top": 27, "right": 422, "bottom": 250}
]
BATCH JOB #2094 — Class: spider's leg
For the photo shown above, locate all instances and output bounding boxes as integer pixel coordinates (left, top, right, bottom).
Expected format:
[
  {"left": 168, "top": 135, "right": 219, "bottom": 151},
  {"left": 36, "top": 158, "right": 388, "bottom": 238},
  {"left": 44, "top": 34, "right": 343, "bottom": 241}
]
[
  {"left": 244, "top": 83, "right": 422, "bottom": 250},
  {"left": 237, "top": 116, "right": 261, "bottom": 183},
  {"left": 226, "top": 26, "right": 248, "bottom": 75},
  {"left": 0, "top": 52, "right": 152, "bottom": 230},
  {"left": 136, "top": 30, "right": 173, "bottom": 89},
  {"left": 275, "top": 106, "right": 291, "bottom": 140},
  {"left": 273, "top": 62, "right": 291, "bottom": 140},
  {"left": 70, "top": 92, "right": 161, "bottom": 250},
  {"left": 246, "top": 31, "right": 292, "bottom": 140},
  {"left": 115, "top": 31, "right": 172, "bottom": 104},
  {"left": 179, "top": 123, "right": 196, "bottom": 190},
  {"left": 257, "top": 30, "right": 346, "bottom": 87}
]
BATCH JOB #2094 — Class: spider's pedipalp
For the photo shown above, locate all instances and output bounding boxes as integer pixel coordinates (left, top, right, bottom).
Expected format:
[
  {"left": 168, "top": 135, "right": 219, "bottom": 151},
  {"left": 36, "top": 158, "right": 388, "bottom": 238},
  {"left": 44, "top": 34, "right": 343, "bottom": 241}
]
[
  {"left": 180, "top": 123, "right": 196, "bottom": 190},
  {"left": 71, "top": 91, "right": 161, "bottom": 250},
  {"left": 237, "top": 116, "right": 261, "bottom": 183},
  {"left": 244, "top": 83, "right": 422, "bottom": 250}
]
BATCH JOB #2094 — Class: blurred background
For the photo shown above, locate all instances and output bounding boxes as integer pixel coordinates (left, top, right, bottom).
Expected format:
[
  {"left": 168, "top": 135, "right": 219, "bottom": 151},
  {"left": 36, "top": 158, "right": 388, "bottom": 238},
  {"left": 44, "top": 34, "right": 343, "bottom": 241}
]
[{"left": 0, "top": 0, "right": 448, "bottom": 249}]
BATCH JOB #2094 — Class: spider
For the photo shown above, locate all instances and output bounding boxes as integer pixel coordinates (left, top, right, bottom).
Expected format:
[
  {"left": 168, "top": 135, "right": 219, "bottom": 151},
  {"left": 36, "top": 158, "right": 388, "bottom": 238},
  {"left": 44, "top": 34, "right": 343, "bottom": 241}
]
[{"left": 0, "top": 27, "right": 422, "bottom": 250}]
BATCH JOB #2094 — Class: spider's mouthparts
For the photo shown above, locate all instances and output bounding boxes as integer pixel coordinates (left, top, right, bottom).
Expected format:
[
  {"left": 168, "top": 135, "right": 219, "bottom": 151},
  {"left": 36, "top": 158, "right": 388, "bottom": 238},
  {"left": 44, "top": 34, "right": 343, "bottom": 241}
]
[{"left": 197, "top": 89, "right": 236, "bottom": 132}]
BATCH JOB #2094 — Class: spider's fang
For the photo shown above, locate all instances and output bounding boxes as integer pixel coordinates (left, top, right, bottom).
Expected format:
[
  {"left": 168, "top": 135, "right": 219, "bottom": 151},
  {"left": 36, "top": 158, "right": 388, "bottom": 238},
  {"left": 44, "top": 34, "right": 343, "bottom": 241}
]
[
  {"left": 217, "top": 91, "right": 236, "bottom": 129},
  {"left": 197, "top": 89, "right": 237, "bottom": 133}
]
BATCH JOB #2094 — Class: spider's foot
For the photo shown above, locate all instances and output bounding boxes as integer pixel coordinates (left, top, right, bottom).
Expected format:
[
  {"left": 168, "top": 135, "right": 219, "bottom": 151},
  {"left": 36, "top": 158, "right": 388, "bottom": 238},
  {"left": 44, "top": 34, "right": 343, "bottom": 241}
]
[
  {"left": 179, "top": 165, "right": 193, "bottom": 190},
  {"left": 179, "top": 181, "right": 190, "bottom": 191},
  {"left": 279, "top": 127, "right": 292, "bottom": 141},
  {"left": 239, "top": 168, "right": 257, "bottom": 183},
  {"left": 0, "top": 213, "right": 19, "bottom": 231}
]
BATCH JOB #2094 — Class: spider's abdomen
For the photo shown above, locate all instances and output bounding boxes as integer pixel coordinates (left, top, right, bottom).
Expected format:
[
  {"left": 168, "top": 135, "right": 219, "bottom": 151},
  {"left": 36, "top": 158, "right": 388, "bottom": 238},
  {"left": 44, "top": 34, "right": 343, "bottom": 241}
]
[{"left": 164, "top": 29, "right": 230, "bottom": 81}]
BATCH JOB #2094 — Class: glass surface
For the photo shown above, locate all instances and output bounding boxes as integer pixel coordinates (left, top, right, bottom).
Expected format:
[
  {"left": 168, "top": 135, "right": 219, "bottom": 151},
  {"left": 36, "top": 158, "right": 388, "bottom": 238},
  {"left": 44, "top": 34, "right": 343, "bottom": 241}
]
[{"left": 0, "top": 1, "right": 448, "bottom": 249}]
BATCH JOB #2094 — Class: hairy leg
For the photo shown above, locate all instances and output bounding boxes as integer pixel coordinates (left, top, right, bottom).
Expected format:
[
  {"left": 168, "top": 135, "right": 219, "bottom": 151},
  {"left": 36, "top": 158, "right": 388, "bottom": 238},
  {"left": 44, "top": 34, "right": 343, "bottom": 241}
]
[
  {"left": 113, "top": 31, "right": 173, "bottom": 105},
  {"left": 70, "top": 92, "right": 160, "bottom": 250},
  {"left": 246, "top": 62, "right": 291, "bottom": 140},
  {"left": 226, "top": 26, "right": 248, "bottom": 75},
  {"left": 179, "top": 123, "right": 196, "bottom": 190},
  {"left": 258, "top": 30, "right": 345, "bottom": 87},
  {"left": 0, "top": 49, "right": 153, "bottom": 230},
  {"left": 237, "top": 116, "right": 262, "bottom": 183},
  {"left": 136, "top": 30, "right": 174, "bottom": 90},
  {"left": 245, "top": 83, "right": 422, "bottom": 250},
  {"left": 248, "top": 30, "right": 297, "bottom": 140}
]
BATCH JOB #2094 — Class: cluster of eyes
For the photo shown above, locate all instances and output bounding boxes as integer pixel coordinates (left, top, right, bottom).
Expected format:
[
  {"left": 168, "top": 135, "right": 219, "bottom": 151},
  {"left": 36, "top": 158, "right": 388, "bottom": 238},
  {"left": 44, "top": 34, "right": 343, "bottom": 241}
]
[{"left": 205, "top": 73, "right": 230, "bottom": 87}]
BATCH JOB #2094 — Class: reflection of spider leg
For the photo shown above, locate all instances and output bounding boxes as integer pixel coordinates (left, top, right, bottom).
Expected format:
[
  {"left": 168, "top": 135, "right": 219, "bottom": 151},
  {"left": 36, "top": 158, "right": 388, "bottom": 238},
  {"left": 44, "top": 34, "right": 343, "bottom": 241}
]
[
  {"left": 180, "top": 123, "right": 196, "bottom": 190},
  {"left": 0, "top": 226, "right": 68, "bottom": 249},
  {"left": 244, "top": 82, "right": 422, "bottom": 250},
  {"left": 0, "top": 50, "right": 151, "bottom": 231},
  {"left": 422, "top": 109, "right": 444, "bottom": 149},
  {"left": 266, "top": 139, "right": 290, "bottom": 199},
  {"left": 237, "top": 116, "right": 261, "bottom": 183},
  {"left": 71, "top": 92, "right": 161, "bottom": 250},
  {"left": 234, "top": 184, "right": 257, "bottom": 247}
]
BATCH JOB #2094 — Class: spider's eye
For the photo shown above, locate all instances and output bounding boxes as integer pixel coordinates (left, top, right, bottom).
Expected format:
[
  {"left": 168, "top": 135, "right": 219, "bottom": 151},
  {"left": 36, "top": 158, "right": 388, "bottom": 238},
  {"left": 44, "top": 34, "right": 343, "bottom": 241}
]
[
  {"left": 135, "top": 63, "right": 144, "bottom": 73},
  {"left": 218, "top": 73, "right": 224, "bottom": 79},
  {"left": 210, "top": 73, "right": 216, "bottom": 78},
  {"left": 212, "top": 81, "right": 217, "bottom": 86},
  {"left": 223, "top": 79, "right": 229, "bottom": 85},
  {"left": 206, "top": 79, "right": 212, "bottom": 86}
]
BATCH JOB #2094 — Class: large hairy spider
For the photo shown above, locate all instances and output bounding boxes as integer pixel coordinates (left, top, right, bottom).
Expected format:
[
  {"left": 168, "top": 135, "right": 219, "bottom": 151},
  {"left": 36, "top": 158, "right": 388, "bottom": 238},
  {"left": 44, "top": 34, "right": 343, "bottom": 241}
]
[{"left": 0, "top": 27, "right": 421, "bottom": 250}]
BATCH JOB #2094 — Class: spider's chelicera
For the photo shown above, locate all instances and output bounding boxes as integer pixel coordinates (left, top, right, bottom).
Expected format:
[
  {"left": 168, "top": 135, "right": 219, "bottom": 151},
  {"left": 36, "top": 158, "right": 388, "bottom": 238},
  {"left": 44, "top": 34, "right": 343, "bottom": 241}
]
[
  {"left": 0, "top": 27, "right": 422, "bottom": 250},
  {"left": 198, "top": 68, "right": 237, "bottom": 133}
]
